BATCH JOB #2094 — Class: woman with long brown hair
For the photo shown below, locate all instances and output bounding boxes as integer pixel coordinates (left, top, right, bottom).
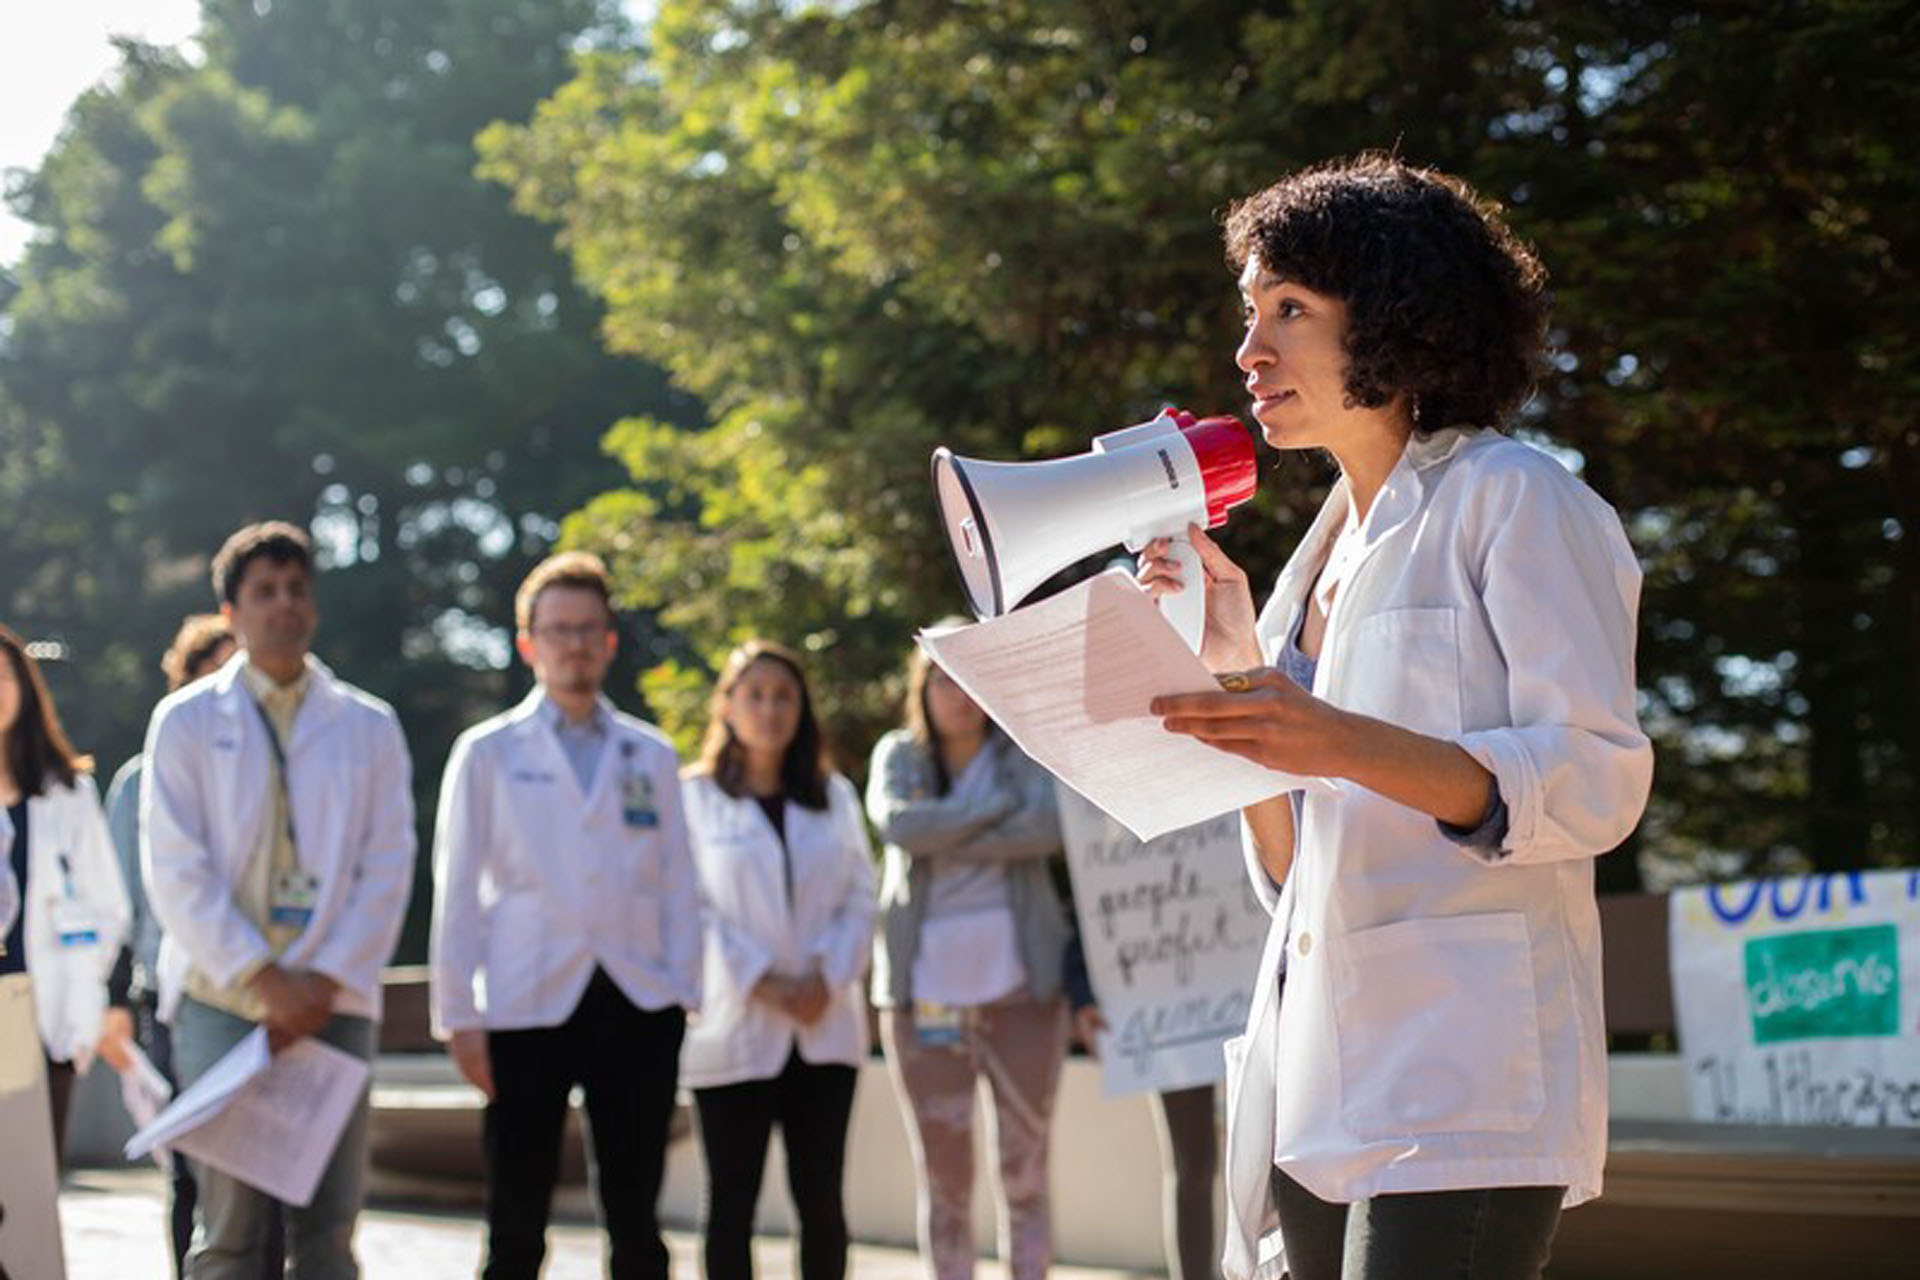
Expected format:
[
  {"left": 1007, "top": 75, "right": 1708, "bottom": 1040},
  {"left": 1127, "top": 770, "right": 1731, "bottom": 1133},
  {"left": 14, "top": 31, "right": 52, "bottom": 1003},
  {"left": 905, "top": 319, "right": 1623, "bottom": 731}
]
[
  {"left": 679, "top": 640, "right": 877, "bottom": 1280},
  {"left": 0, "top": 623, "right": 132, "bottom": 1156}
]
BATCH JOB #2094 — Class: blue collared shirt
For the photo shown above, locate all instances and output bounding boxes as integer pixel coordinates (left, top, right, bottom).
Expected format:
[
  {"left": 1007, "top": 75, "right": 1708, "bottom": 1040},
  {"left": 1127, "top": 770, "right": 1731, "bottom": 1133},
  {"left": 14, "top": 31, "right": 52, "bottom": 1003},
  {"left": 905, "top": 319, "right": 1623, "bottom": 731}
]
[{"left": 543, "top": 694, "right": 612, "bottom": 793}]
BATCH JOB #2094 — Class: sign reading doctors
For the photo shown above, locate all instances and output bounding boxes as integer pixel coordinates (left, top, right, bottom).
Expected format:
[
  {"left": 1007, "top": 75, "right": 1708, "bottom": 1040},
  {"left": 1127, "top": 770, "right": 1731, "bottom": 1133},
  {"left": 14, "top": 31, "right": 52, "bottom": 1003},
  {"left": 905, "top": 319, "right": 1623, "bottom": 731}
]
[
  {"left": 1670, "top": 869, "right": 1920, "bottom": 1127},
  {"left": 1056, "top": 783, "right": 1268, "bottom": 1097}
]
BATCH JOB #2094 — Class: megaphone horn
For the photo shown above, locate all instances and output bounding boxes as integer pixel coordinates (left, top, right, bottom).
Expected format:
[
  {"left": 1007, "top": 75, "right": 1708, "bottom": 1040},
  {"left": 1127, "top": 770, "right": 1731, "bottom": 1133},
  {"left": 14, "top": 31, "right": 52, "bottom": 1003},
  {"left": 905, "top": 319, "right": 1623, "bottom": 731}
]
[{"left": 931, "top": 409, "right": 1257, "bottom": 651}]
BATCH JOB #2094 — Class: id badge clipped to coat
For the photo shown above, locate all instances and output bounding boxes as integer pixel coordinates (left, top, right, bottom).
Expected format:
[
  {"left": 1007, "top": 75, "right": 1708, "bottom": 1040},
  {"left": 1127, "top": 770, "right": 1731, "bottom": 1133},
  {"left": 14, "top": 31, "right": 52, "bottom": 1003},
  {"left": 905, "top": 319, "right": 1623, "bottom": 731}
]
[
  {"left": 52, "top": 897, "right": 100, "bottom": 948},
  {"left": 270, "top": 869, "right": 320, "bottom": 928},
  {"left": 52, "top": 853, "right": 99, "bottom": 947},
  {"left": 620, "top": 744, "right": 659, "bottom": 830}
]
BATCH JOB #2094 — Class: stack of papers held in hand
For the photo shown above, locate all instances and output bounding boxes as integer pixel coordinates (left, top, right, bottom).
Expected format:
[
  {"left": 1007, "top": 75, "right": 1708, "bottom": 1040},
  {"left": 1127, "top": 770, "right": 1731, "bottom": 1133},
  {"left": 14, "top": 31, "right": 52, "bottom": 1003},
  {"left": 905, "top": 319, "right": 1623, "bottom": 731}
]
[
  {"left": 124, "top": 1026, "right": 370, "bottom": 1206},
  {"left": 918, "top": 570, "right": 1328, "bottom": 841}
]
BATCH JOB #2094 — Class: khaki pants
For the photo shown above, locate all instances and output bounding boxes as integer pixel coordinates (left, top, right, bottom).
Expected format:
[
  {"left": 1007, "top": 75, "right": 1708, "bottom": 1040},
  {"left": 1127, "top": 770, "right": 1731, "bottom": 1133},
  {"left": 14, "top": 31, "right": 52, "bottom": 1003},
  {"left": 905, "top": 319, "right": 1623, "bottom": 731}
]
[{"left": 881, "top": 995, "right": 1069, "bottom": 1280}]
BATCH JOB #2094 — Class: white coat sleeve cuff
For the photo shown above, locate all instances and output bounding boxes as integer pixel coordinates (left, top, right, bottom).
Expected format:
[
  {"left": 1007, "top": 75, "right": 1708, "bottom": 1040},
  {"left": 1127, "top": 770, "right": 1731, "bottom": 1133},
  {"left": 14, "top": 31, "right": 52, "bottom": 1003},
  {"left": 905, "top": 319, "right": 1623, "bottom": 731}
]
[{"left": 1450, "top": 728, "right": 1544, "bottom": 864}]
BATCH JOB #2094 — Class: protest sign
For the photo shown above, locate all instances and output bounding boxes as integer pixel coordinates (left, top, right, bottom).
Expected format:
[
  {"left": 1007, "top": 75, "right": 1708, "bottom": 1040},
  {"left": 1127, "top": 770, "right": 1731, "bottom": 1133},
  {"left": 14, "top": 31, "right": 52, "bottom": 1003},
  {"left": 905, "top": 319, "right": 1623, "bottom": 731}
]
[
  {"left": 1670, "top": 869, "right": 1920, "bottom": 1126},
  {"left": 1057, "top": 783, "right": 1269, "bottom": 1097}
]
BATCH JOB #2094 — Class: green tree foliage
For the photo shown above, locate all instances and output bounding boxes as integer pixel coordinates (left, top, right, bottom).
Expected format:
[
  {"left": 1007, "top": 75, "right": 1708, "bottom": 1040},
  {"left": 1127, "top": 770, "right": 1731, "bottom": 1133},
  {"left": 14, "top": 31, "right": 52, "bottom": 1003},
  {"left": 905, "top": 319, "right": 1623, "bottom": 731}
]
[
  {"left": 0, "top": 1, "right": 699, "bottom": 957},
  {"left": 483, "top": 0, "right": 1918, "bottom": 883}
]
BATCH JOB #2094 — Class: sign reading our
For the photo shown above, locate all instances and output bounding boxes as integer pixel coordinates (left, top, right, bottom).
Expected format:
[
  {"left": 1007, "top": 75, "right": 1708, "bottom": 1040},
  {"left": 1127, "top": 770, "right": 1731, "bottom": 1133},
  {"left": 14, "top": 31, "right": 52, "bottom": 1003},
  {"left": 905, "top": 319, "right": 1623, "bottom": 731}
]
[
  {"left": 1670, "top": 869, "right": 1920, "bottom": 1127},
  {"left": 1056, "top": 783, "right": 1268, "bottom": 1098}
]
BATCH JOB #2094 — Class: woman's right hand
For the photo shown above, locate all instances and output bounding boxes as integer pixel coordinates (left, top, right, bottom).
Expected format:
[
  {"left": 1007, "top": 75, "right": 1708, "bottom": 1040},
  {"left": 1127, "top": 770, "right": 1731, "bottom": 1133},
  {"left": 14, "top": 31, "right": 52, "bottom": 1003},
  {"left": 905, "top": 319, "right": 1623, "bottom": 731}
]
[{"left": 1137, "top": 523, "right": 1263, "bottom": 672}]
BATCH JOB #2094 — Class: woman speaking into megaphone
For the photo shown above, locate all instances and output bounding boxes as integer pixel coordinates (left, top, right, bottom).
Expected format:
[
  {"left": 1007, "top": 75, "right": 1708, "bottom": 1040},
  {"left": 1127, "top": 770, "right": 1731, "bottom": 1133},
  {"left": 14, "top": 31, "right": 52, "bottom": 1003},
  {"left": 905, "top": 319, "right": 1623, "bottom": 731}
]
[{"left": 1136, "top": 155, "right": 1653, "bottom": 1280}]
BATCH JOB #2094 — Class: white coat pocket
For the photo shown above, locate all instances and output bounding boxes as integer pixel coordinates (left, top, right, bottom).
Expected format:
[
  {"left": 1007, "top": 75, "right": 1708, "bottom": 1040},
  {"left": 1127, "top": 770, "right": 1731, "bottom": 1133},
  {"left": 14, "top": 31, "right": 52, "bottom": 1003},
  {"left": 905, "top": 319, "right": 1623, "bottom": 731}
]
[
  {"left": 1341, "top": 607, "right": 1463, "bottom": 738},
  {"left": 1330, "top": 912, "right": 1545, "bottom": 1140}
]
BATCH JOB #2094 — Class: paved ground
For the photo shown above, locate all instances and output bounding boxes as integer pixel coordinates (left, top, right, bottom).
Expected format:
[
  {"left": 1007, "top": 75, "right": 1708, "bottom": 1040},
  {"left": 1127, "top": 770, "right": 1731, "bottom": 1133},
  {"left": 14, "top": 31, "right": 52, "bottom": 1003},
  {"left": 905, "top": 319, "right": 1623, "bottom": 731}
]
[{"left": 57, "top": 1168, "right": 1146, "bottom": 1279}]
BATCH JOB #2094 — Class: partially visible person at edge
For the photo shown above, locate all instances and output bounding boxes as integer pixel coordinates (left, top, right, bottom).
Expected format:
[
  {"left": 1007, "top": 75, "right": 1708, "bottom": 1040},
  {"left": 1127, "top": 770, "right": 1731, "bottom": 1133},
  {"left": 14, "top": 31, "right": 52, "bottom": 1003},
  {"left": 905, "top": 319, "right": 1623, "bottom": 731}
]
[
  {"left": 867, "top": 635, "right": 1071, "bottom": 1280},
  {"left": 107, "top": 614, "right": 284, "bottom": 1280},
  {"left": 1061, "top": 926, "right": 1217, "bottom": 1280},
  {"left": 679, "top": 640, "right": 878, "bottom": 1280},
  {"left": 143, "top": 521, "right": 417, "bottom": 1279},
  {"left": 1138, "top": 154, "right": 1653, "bottom": 1280},
  {"left": 430, "top": 551, "right": 701, "bottom": 1280},
  {"left": 0, "top": 622, "right": 134, "bottom": 1158}
]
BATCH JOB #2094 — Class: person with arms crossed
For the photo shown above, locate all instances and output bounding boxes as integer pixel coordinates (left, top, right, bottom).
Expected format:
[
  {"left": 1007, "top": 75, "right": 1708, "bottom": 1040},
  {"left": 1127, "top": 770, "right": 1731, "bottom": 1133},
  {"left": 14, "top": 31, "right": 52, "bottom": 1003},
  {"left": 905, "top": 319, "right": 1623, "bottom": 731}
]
[
  {"left": 0, "top": 622, "right": 134, "bottom": 1158},
  {"left": 868, "top": 636, "right": 1072, "bottom": 1280},
  {"left": 430, "top": 551, "right": 701, "bottom": 1280},
  {"left": 1139, "top": 155, "right": 1654, "bottom": 1280},
  {"left": 679, "top": 640, "right": 877, "bottom": 1280},
  {"left": 143, "top": 522, "right": 417, "bottom": 1280}
]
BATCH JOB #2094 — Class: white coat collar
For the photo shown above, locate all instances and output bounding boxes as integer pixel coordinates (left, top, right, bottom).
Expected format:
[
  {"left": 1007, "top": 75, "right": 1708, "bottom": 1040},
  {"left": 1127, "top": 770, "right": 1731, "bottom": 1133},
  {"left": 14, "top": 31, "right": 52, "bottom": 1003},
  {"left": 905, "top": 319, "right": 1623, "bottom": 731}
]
[
  {"left": 507, "top": 686, "right": 621, "bottom": 803},
  {"left": 1265, "top": 426, "right": 1488, "bottom": 638},
  {"left": 211, "top": 651, "right": 346, "bottom": 747}
]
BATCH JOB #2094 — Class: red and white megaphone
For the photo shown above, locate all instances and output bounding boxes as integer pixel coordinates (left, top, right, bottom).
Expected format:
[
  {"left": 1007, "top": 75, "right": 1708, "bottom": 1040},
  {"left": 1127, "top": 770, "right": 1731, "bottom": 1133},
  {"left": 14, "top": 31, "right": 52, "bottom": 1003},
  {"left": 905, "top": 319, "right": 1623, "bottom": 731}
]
[{"left": 931, "top": 409, "right": 1258, "bottom": 651}]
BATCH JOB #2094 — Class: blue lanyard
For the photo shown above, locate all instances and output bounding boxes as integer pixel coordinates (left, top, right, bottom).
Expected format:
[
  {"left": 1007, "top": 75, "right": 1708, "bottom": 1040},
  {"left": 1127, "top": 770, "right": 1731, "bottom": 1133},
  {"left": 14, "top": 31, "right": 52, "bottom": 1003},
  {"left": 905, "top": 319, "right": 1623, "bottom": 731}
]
[{"left": 251, "top": 697, "right": 300, "bottom": 850}]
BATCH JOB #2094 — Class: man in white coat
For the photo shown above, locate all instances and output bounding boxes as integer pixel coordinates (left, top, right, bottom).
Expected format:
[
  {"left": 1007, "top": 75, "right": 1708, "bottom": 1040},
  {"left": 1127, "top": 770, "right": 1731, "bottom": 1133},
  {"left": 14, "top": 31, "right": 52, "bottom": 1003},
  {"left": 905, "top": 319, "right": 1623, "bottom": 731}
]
[
  {"left": 430, "top": 551, "right": 701, "bottom": 1280},
  {"left": 144, "top": 521, "right": 417, "bottom": 1280}
]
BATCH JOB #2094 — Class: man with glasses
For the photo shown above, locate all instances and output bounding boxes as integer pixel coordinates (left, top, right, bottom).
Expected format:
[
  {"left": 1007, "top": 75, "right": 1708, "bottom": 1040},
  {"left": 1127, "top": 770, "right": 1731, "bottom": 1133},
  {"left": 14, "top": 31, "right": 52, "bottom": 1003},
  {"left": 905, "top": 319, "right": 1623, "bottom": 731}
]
[{"left": 430, "top": 551, "right": 701, "bottom": 1280}]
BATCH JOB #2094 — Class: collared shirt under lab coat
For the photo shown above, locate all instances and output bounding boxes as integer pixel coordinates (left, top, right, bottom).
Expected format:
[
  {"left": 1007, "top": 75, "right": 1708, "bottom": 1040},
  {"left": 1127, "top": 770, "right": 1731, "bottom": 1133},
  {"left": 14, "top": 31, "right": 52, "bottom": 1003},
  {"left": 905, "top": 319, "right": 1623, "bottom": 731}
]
[
  {"left": 11, "top": 775, "right": 131, "bottom": 1064},
  {"left": 1220, "top": 427, "right": 1654, "bottom": 1280},
  {"left": 678, "top": 772, "right": 877, "bottom": 1089},
  {"left": 141, "top": 653, "right": 417, "bottom": 1025},
  {"left": 429, "top": 690, "right": 702, "bottom": 1038}
]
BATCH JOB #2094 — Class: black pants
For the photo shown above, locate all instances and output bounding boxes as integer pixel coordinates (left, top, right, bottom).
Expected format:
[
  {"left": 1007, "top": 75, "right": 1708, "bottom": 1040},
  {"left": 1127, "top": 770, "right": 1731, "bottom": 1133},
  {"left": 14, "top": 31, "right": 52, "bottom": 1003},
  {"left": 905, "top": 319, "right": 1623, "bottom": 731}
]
[
  {"left": 1151, "top": 1085, "right": 1216, "bottom": 1280},
  {"left": 693, "top": 1048, "right": 858, "bottom": 1280},
  {"left": 139, "top": 998, "right": 199, "bottom": 1276},
  {"left": 45, "top": 1054, "right": 75, "bottom": 1163},
  {"left": 483, "top": 970, "right": 686, "bottom": 1280},
  {"left": 1271, "top": 1167, "right": 1565, "bottom": 1280}
]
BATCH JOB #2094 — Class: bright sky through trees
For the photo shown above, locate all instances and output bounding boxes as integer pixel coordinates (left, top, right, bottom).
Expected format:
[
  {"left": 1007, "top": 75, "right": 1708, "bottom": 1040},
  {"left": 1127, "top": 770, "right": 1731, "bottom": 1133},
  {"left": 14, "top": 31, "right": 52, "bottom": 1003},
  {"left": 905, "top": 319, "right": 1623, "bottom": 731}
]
[{"left": 0, "top": 0, "right": 202, "bottom": 264}]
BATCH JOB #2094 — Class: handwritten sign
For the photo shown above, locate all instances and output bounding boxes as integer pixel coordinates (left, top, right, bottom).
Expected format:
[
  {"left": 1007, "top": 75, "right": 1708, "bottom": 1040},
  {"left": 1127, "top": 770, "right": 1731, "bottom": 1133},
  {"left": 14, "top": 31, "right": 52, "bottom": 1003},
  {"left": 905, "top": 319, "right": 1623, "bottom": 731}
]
[
  {"left": 1056, "top": 783, "right": 1269, "bottom": 1097},
  {"left": 0, "top": 975, "right": 68, "bottom": 1280},
  {"left": 1670, "top": 869, "right": 1920, "bottom": 1126}
]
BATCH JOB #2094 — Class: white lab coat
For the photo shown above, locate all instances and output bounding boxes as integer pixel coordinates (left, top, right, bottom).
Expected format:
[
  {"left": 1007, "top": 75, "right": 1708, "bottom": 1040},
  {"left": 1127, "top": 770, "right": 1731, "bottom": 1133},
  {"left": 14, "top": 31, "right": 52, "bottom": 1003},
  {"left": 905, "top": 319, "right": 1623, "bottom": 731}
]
[
  {"left": 1221, "top": 428, "right": 1654, "bottom": 1280},
  {"left": 429, "top": 691, "right": 702, "bottom": 1037},
  {"left": 142, "top": 654, "right": 417, "bottom": 1023},
  {"left": 16, "top": 775, "right": 132, "bottom": 1064},
  {"left": 679, "top": 772, "right": 877, "bottom": 1089}
]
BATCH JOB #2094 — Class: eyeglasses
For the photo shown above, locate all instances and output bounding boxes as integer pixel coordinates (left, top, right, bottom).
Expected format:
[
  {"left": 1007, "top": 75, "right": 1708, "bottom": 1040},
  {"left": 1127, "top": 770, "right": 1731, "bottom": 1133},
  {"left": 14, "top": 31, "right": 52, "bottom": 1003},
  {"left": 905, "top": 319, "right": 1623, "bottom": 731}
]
[{"left": 532, "top": 623, "right": 611, "bottom": 647}]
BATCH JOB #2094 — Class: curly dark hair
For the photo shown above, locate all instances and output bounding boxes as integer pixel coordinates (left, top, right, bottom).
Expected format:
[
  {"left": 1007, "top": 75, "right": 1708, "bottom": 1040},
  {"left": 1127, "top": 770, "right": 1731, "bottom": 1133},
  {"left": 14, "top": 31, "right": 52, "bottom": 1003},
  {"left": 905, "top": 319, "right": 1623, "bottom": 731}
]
[
  {"left": 211, "top": 520, "right": 312, "bottom": 605},
  {"left": 1223, "top": 153, "right": 1548, "bottom": 433}
]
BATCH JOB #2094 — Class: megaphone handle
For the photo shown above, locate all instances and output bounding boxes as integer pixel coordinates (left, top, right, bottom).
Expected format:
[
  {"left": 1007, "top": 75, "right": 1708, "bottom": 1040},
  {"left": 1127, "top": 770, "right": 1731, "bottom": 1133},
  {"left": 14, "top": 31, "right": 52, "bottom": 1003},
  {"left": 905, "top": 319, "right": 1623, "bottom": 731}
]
[{"left": 1161, "top": 534, "right": 1208, "bottom": 653}]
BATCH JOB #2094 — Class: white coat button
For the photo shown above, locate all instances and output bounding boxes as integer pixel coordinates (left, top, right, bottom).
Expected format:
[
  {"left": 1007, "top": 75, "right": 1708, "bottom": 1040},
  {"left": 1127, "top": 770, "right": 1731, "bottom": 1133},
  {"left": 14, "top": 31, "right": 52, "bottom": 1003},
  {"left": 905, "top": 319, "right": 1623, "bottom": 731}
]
[{"left": 1295, "top": 931, "right": 1313, "bottom": 957}]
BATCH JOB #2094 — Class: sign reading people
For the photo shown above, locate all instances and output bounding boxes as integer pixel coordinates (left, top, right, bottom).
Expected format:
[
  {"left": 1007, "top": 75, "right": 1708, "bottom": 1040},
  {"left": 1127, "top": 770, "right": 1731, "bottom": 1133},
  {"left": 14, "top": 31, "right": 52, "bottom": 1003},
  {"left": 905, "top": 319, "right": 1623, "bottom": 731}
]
[
  {"left": 1056, "top": 783, "right": 1269, "bottom": 1097},
  {"left": 1670, "top": 869, "right": 1920, "bottom": 1127}
]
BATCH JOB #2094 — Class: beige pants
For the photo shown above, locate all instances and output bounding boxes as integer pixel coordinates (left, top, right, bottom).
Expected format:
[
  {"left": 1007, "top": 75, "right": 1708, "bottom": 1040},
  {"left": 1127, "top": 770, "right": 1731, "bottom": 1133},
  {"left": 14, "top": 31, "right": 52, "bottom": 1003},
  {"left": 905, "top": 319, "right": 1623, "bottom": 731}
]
[{"left": 881, "top": 995, "right": 1070, "bottom": 1280}]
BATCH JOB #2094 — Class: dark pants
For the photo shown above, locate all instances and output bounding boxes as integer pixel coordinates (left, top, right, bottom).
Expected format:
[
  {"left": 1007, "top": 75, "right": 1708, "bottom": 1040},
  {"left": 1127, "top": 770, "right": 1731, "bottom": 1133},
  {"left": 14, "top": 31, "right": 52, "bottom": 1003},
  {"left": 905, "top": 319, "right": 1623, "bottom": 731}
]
[
  {"left": 693, "top": 1049, "right": 858, "bottom": 1280},
  {"left": 1151, "top": 1085, "right": 1216, "bottom": 1280},
  {"left": 46, "top": 1054, "right": 75, "bottom": 1161},
  {"left": 1271, "top": 1168, "right": 1564, "bottom": 1280},
  {"left": 483, "top": 970, "right": 686, "bottom": 1280},
  {"left": 139, "top": 998, "right": 201, "bottom": 1274}
]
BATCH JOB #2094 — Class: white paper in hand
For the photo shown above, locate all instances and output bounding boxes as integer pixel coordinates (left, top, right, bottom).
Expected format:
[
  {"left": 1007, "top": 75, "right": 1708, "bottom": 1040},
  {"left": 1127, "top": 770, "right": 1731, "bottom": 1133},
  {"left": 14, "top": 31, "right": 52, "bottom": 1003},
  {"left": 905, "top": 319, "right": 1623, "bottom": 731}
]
[
  {"left": 118, "top": 1042, "right": 177, "bottom": 1167},
  {"left": 126, "top": 1027, "right": 371, "bottom": 1206},
  {"left": 918, "top": 570, "right": 1327, "bottom": 840}
]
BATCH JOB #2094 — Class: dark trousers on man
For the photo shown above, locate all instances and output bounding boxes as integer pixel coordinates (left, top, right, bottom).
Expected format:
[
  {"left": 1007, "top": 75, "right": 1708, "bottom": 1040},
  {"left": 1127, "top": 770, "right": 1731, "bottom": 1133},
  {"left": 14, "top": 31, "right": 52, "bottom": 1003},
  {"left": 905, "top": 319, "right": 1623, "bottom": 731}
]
[
  {"left": 483, "top": 968, "right": 686, "bottom": 1280},
  {"left": 692, "top": 1048, "right": 859, "bottom": 1280}
]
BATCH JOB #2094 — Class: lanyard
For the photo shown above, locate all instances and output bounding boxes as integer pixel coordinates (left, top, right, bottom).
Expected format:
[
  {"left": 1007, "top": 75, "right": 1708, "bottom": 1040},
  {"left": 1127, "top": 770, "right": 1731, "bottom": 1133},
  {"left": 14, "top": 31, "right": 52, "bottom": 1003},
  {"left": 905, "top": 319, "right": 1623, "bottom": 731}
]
[{"left": 251, "top": 696, "right": 300, "bottom": 850}]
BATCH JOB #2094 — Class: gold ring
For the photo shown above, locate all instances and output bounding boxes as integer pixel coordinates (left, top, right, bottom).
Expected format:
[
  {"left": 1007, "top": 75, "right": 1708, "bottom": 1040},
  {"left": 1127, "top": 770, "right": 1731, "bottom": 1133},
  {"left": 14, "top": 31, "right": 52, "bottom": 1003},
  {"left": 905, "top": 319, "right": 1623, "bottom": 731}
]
[{"left": 1217, "top": 672, "right": 1253, "bottom": 693}]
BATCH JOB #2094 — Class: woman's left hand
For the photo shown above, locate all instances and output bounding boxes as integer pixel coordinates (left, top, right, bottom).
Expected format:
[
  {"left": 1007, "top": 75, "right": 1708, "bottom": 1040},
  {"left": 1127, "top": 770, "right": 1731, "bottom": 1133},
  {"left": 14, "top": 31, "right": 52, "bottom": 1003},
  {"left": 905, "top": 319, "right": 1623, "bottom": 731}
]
[
  {"left": 1151, "top": 668, "right": 1354, "bottom": 778},
  {"left": 97, "top": 1006, "right": 137, "bottom": 1073}
]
